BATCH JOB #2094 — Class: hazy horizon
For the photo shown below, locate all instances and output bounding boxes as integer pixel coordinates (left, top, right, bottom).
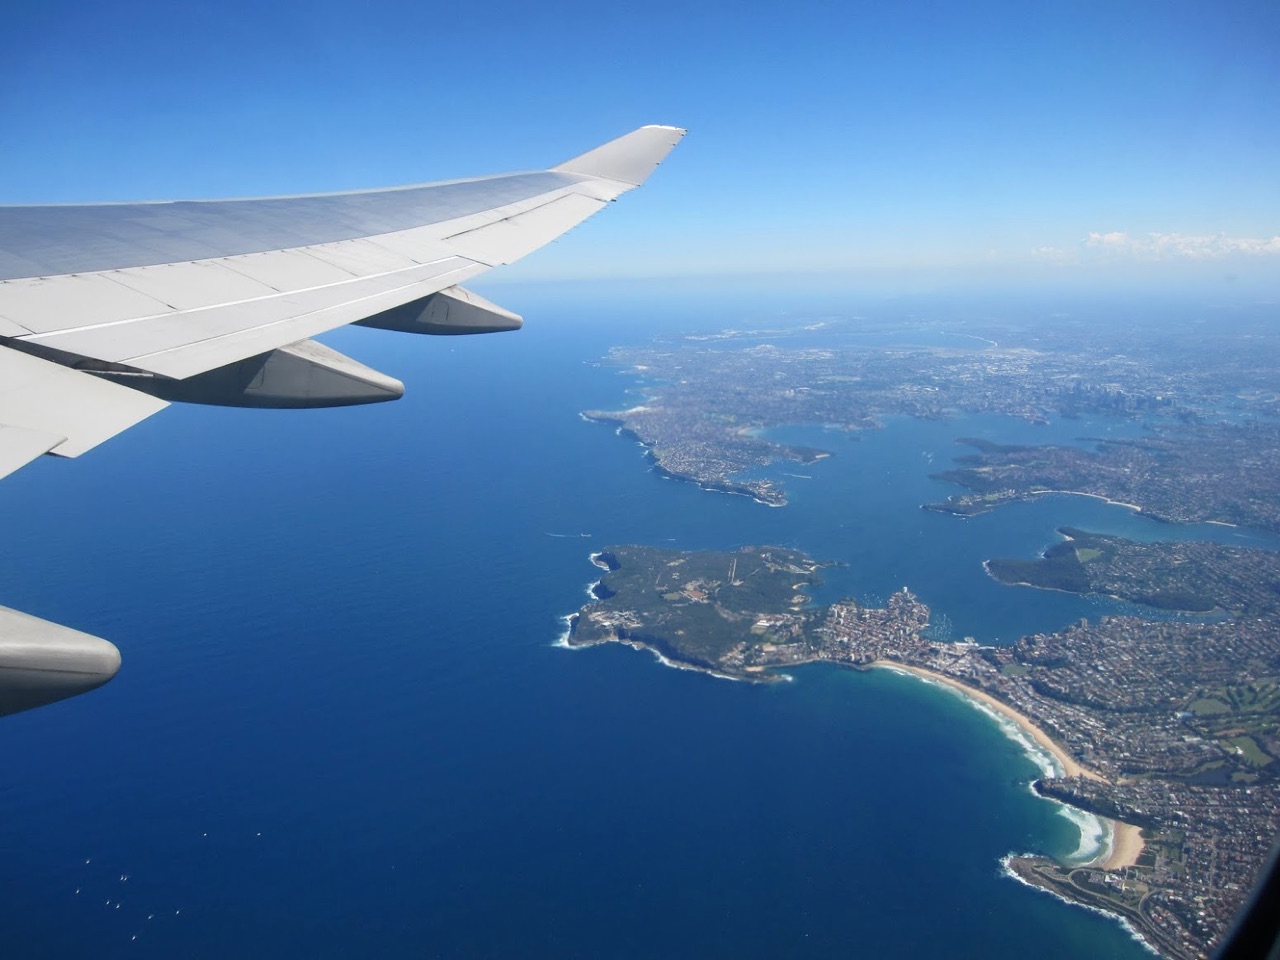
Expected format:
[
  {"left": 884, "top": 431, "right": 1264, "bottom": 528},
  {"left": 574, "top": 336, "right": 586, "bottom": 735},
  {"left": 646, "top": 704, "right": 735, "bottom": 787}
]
[{"left": 3, "top": 0, "right": 1276, "bottom": 292}]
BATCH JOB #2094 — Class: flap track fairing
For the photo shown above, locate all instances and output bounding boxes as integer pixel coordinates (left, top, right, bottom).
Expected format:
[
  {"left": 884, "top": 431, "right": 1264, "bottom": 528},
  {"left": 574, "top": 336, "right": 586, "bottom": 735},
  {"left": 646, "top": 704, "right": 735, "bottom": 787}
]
[
  {"left": 95, "top": 339, "right": 404, "bottom": 409},
  {"left": 355, "top": 285, "right": 523, "bottom": 336}
]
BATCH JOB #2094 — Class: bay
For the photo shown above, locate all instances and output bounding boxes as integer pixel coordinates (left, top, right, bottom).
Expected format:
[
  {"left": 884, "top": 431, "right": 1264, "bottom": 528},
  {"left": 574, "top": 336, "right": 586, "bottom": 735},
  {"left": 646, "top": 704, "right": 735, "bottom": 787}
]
[{"left": 0, "top": 285, "right": 1189, "bottom": 958}]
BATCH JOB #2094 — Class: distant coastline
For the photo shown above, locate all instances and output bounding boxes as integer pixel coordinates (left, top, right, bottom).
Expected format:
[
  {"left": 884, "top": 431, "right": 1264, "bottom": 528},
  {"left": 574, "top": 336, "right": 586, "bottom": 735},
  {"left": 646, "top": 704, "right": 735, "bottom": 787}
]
[{"left": 581, "top": 411, "right": 804, "bottom": 507}]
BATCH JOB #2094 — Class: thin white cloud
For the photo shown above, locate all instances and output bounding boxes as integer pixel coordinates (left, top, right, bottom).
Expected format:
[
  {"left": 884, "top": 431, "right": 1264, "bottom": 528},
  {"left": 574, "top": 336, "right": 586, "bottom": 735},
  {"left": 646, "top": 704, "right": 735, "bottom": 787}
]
[
  {"left": 1083, "top": 231, "right": 1280, "bottom": 260},
  {"left": 1030, "top": 245, "right": 1071, "bottom": 263}
]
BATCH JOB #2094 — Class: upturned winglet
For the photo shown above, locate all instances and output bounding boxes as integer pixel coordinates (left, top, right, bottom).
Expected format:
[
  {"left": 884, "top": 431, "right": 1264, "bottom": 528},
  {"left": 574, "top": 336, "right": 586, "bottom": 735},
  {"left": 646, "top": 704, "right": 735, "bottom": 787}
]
[{"left": 552, "top": 125, "right": 686, "bottom": 187}]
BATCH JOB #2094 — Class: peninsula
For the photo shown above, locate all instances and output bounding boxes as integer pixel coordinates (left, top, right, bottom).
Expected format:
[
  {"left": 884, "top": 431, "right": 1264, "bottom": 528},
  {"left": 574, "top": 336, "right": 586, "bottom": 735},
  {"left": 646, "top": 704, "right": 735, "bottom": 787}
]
[
  {"left": 986, "top": 528, "right": 1280, "bottom": 617},
  {"left": 924, "top": 426, "right": 1280, "bottom": 533}
]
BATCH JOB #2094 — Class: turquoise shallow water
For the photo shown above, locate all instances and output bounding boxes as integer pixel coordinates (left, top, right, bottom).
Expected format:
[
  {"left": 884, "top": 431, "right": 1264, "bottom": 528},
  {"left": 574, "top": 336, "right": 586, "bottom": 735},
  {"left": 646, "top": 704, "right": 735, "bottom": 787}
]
[{"left": 0, "top": 286, "right": 1222, "bottom": 958}]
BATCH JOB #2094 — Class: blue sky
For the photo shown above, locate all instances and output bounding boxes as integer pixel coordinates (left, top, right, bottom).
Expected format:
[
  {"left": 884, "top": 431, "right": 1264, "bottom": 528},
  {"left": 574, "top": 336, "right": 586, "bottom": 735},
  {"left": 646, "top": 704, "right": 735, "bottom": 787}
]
[{"left": 2, "top": 0, "right": 1277, "bottom": 292}]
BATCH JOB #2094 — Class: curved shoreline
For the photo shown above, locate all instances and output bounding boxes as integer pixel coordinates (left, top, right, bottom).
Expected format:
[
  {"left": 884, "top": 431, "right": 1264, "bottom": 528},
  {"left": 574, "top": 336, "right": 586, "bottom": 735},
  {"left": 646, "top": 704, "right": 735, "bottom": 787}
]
[
  {"left": 556, "top": 628, "right": 1151, "bottom": 936},
  {"left": 871, "top": 661, "right": 1105, "bottom": 782},
  {"left": 582, "top": 413, "right": 791, "bottom": 506},
  {"left": 872, "top": 661, "right": 1145, "bottom": 868},
  {"left": 1030, "top": 489, "right": 1145, "bottom": 513},
  {"left": 1000, "top": 855, "right": 1161, "bottom": 957}
]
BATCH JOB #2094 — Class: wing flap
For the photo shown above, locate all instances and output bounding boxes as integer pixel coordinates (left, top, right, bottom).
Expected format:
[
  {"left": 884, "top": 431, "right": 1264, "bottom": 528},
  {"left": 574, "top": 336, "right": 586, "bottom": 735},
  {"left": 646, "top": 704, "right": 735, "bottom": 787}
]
[
  {"left": 0, "top": 345, "right": 167, "bottom": 458},
  {"left": 301, "top": 237, "right": 424, "bottom": 275},
  {"left": 214, "top": 247, "right": 361, "bottom": 290},
  {"left": 124, "top": 258, "right": 487, "bottom": 378},
  {"left": 19, "top": 250, "right": 482, "bottom": 377},
  {"left": 0, "top": 274, "right": 172, "bottom": 335},
  {"left": 109, "top": 259, "right": 280, "bottom": 310},
  {"left": 7, "top": 189, "right": 594, "bottom": 375},
  {"left": 0, "top": 424, "right": 65, "bottom": 480}
]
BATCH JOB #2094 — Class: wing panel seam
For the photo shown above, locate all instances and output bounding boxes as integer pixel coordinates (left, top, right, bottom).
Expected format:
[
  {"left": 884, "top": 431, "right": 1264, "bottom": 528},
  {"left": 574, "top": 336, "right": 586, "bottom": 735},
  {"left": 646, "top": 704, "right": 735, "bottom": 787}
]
[
  {"left": 20, "top": 255, "right": 467, "bottom": 342},
  {"left": 124, "top": 262, "right": 479, "bottom": 365}
]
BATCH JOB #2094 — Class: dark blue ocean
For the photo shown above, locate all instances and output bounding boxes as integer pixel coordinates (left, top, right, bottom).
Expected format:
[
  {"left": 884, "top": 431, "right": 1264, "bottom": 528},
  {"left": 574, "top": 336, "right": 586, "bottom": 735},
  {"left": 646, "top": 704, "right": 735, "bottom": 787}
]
[{"left": 1, "top": 284, "right": 1262, "bottom": 958}]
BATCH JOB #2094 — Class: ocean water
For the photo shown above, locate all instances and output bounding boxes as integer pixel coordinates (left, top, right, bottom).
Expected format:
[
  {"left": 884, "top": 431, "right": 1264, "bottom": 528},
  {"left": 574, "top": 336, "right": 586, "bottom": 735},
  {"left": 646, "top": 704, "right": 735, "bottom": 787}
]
[{"left": 0, "top": 285, "right": 1218, "bottom": 958}]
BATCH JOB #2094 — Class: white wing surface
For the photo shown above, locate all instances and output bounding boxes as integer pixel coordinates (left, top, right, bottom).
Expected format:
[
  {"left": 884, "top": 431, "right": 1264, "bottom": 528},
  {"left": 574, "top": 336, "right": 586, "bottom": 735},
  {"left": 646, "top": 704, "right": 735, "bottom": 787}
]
[
  {"left": 0, "top": 124, "right": 683, "bottom": 440},
  {"left": 0, "top": 124, "right": 684, "bottom": 716}
]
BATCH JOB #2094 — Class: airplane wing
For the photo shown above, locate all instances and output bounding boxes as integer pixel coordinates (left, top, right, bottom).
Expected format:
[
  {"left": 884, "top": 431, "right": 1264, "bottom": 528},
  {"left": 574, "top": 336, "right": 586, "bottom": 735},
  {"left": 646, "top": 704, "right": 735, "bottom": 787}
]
[{"left": 0, "top": 124, "right": 685, "bottom": 716}]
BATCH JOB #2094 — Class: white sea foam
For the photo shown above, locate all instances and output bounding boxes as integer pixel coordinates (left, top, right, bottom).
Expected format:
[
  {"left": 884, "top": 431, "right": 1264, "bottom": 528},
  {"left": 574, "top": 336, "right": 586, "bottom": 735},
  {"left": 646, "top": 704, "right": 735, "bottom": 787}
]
[
  {"left": 955, "top": 694, "right": 1112, "bottom": 863},
  {"left": 968, "top": 701, "right": 1111, "bottom": 863},
  {"left": 636, "top": 642, "right": 747, "bottom": 682},
  {"left": 1058, "top": 803, "right": 1111, "bottom": 864},
  {"left": 882, "top": 668, "right": 1063, "bottom": 780},
  {"left": 552, "top": 616, "right": 754, "bottom": 682},
  {"left": 969, "top": 698, "right": 1062, "bottom": 779},
  {"left": 999, "top": 855, "right": 1160, "bottom": 956},
  {"left": 552, "top": 614, "right": 576, "bottom": 649}
]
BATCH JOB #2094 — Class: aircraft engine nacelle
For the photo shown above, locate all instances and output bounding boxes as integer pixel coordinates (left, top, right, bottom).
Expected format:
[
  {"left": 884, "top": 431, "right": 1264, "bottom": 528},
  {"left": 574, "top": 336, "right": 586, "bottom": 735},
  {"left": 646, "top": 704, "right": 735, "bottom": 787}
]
[{"left": 0, "top": 606, "right": 120, "bottom": 717}]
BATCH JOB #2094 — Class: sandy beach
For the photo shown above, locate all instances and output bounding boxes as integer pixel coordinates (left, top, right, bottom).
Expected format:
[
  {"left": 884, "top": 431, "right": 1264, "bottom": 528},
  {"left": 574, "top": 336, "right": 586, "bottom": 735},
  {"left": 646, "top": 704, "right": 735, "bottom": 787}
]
[
  {"left": 873, "top": 662, "right": 1149, "bottom": 870},
  {"left": 1101, "top": 820, "right": 1146, "bottom": 870},
  {"left": 873, "top": 661, "right": 1107, "bottom": 783},
  {"left": 1031, "top": 489, "right": 1144, "bottom": 513}
]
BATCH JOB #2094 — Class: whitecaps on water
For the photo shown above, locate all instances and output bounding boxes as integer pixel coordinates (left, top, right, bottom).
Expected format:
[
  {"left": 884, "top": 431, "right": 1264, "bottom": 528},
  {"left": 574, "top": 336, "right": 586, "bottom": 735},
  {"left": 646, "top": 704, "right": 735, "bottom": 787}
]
[
  {"left": 552, "top": 614, "right": 575, "bottom": 649},
  {"left": 966, "top": 697, "right": 1111, "bottom": 863}
]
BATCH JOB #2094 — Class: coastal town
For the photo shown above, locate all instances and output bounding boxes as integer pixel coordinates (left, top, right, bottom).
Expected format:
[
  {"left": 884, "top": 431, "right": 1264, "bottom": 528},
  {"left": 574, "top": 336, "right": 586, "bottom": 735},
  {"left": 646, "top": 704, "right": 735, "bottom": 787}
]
[
  {"left": 567, "top": 545, "right": 1280, "bottom": 960},
  {"left": 570, "top": 315, "right": 1280, "bottom": 959},
  {"left": 584, "top": 315, "right": 1280, "bottom": 515},
  {"left": 925, "top": 423, "right": 1280, "bottom": 532},
  {"left": 985, "top": 528, "right": 1280, "bottom": 617}
]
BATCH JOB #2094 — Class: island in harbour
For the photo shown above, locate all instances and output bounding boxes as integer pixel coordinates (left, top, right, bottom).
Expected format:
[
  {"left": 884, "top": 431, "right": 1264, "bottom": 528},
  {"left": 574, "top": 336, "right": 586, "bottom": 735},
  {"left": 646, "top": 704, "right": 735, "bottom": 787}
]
[{"left": 565, "top": 544, "right": 1280, "bottom": 960}]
